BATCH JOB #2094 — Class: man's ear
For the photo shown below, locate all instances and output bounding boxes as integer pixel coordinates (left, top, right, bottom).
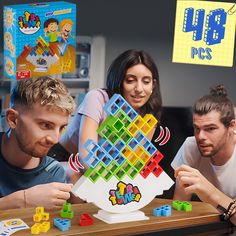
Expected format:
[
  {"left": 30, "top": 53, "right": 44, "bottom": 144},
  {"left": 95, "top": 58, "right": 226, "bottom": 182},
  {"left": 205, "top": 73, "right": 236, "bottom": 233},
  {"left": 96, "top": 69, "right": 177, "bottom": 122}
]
[{"left": 6, "top": 108, "right": 19, "bottom": 129}]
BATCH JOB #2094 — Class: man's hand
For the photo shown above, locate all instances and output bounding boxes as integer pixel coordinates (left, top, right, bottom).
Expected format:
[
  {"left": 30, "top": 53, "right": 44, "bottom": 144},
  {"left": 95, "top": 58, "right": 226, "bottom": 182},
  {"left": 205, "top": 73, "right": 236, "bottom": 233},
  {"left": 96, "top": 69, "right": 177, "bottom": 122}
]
[
  {"left": 25, "top": 182, "right": 73, "bottom": 210},
  {"left": 175, "top": 164, "right": 217, "bottom": 204}
]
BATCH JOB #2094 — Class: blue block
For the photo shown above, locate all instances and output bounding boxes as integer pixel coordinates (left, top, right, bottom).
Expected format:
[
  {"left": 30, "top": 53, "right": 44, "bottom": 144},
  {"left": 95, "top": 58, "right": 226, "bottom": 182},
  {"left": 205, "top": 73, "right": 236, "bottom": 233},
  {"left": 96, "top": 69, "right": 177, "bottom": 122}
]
[
  {"left": 98, "top": 139, "right": 112, "bottom": 152},
  {"left": 54, "top": 218, "right": 71, "bottom": 231},
  {"left": 114, "top": 154, "right": 125, "bottom": 165},
  {"left": 115, "top": 139, "right": 125, "bottom": 150},
  {"left": 153, "top": 205, "right": 172, "bottom": 217},
  {"left": 103, "top": 94, "right": 138, "bottom": 121}
]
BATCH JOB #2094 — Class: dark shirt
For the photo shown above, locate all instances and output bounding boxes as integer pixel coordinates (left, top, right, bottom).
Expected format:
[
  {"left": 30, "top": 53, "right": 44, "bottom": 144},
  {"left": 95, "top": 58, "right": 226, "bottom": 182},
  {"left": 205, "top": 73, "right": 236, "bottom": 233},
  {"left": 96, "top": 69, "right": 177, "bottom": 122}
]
[{"left": 0, "top": 132, "right": 66, "bottom": 197}]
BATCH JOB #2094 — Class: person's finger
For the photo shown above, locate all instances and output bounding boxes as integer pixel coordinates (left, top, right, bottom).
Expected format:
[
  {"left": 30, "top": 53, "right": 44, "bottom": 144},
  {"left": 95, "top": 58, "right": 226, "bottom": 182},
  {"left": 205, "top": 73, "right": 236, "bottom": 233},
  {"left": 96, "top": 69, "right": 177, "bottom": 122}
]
[
  {"left": 176, "top": 170, "right": 194, "bottom": 178},
  {"left": 178, "top": 176, "right": 198, "bottom": 188},
  {"left": 56, "top": 191, "right": 71, "bottom": 200},
  {"left": 51, "top": 182, "right": 73, "bottom": 192},
  {"left": 175, "top": 164, "right": 197, "bottom": 177},
  {"left": 183, "top": 184, "right": 198, "bottom": 195}
]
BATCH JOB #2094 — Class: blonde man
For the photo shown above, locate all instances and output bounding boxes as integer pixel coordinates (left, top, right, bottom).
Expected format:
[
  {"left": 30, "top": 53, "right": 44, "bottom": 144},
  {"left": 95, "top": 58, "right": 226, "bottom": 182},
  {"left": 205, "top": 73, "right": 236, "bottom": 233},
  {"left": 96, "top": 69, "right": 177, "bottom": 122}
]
[{"left": 0, "top": 77, "right": 75, "bottom": 210}]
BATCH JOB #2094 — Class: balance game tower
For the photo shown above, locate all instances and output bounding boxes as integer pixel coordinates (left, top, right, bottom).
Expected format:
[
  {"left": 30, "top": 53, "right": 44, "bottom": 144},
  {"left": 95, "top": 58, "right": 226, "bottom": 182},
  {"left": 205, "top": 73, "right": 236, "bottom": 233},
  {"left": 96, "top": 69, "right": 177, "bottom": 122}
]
[{"left": 72, "top": 94, "right": 174, "bottom": 224}]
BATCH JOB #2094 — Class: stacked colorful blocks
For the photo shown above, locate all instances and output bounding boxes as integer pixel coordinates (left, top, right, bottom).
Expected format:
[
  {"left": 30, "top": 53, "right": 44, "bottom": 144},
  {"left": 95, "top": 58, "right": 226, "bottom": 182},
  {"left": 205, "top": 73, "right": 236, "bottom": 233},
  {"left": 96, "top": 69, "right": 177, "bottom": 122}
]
[{"left": 82, "top": 93, "right": 163, "bottom": 183}]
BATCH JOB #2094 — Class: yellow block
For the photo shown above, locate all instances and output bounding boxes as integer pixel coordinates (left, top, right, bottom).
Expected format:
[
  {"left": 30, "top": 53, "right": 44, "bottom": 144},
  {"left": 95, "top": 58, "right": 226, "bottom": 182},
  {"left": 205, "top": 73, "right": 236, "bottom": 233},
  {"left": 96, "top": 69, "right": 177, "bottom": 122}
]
[
  {"left": 31, "top": 223, "right": 41, "bottom": 234},
  {"left": 40, "top": 222, "right": 50, "bottom": 233},
  {"left": 33, "top": 214, "right": 42, "bottom": 222}
]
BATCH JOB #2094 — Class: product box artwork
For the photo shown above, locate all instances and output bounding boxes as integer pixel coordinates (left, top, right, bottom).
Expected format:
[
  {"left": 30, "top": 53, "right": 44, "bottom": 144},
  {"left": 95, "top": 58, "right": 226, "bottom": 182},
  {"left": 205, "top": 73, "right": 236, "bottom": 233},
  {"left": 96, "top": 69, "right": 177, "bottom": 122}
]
[{"left": 3, "top": 1, "right": 76, "bottom": 80}]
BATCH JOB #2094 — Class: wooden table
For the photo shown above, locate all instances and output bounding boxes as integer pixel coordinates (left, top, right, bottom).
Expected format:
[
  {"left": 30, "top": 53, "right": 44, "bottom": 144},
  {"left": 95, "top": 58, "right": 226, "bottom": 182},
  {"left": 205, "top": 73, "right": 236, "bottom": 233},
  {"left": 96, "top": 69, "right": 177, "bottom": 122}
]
[{"left": 0, "top": 198, "right": 230, "bottom": 236}]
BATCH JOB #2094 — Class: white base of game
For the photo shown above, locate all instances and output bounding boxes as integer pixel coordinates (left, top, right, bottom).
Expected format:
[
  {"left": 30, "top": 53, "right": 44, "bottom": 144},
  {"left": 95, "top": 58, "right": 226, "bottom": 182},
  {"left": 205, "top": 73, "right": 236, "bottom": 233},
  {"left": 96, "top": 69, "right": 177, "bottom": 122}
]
[{"left": 94, "top": 209, "right": 149, "bottom": 224}]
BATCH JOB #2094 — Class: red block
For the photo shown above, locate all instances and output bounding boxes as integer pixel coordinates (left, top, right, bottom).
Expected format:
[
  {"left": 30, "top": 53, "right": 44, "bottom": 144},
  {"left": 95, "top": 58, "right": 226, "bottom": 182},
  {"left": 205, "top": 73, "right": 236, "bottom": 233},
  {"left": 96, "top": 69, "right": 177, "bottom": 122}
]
[
  {"left": 152, "top": 165, "right": 163, "bottom": 177},
  {"left": 140, "top": 167, "right": 151, "bottom": 179},
  {"left": 79, "top": 213, "right": 93, "bottom": 226},
  {"left": 152, "top": 151, "right": 164, "bottom": 163}
]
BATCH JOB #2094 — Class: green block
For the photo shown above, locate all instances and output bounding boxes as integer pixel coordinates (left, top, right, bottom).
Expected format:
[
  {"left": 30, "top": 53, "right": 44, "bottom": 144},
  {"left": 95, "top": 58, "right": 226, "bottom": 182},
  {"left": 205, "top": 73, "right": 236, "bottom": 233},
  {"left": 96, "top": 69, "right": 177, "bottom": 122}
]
[
  {"left": 172, "top": 200, "right": 182, "bottom": 211},
  {"left": 84, "top": 167, "right": 94, "bottom": 178},
  {"left": 121, "top": 131, "right": 132, "bottom": 143},
  {"left": 172, "top": 200, "right": 192, "bottom": 211},
  {"left": 117, "top": 128, "right": 132, "bottom": 144},
  {"left": 122, "top": 161, "right": 132, "bottom": 173},
  {"left": 89, "top": 171, "right": 100, "bottom": 183},
  {"left": 127, "top": 167, "right": 139, "bottom": 179},
  {"left": 182, "top": 201, "right": 192, "bottom": 211},
  {"left": 97, "top": 117, "right": 112, "bottom": 138},
  {"left": 123, "top": 117, "right": 131, "bottom": 128},
  {"left": 107, "top": 161, "right": 119, "bottom": 174},
  {"left": 84, "top": 167, "right": 100, "bottom": 183},
  {"left": 63, "top": 202, "right": 71, "bottom": 211},
  {"left": 108, "top": 132, "right": 119, "bottom": 144},
  {"left": 134, "top": 159, "right": 145, "bottom": 171},
  {"left": 115, "top": 110, "right": 132, "bottom": 126},
  {"left": 60, "top": 202, "right": 74, "bottom": 219},
  {"left": 101, "top": 169, "right": 113, "bottom": 182},
  {"left": 113, "top": 118, "right": 124, "bottom": 132},
  {"left": 115, "top": 110, "right": 125, "bottom": 121},
  {"left": 60, "top": 210, "right": 74, "bottom": 219},
  {"left": 114, "top": 167, "right": 126, "bottom": 180}
]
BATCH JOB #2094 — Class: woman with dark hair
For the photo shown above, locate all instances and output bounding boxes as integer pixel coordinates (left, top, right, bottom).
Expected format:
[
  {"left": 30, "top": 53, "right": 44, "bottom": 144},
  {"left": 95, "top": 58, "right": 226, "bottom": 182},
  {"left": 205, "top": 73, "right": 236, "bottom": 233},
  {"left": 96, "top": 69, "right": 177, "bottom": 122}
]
[{"left": 48, "top": 49, "right": 162, "bottom": 163}]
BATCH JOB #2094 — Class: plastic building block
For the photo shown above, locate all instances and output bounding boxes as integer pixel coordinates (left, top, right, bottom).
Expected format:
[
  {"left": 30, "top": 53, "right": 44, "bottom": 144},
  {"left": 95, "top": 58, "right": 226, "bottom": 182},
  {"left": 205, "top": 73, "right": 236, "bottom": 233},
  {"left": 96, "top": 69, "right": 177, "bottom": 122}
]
[
  {"left": 31, "top": 221, "right": 50, "bottom": 234},
  {"left": 79, "top": 213, "right": 94, "bottom": 226},
  {"left": 140, "top": 150, "right": 164, "bottom": 179},
  {"left": 40, "top": 222, "right": 50, "bottom": 233},
  {"left": 31, "top": 223, "right": 41, "bottom": 234},
  {"left": 54, "top": 218, "right": 71, "bottom": 231},
  {"left": 153, "top": 205, "right": 172, "bottom": 217},
  {"left": 103, "top": 94, "right": 138, "bottom": 121},
  {"left": 33, "top": 214, "right": 42, "bottom": 222},
  {"left": 33, "top": 207, "right": 49, "bottom": 222},
  {"left": 60, "top": 202, "right": 74, "bottom": 219},
  {"left": 172, "top": 200, "right": 192, "bottom": 211}
]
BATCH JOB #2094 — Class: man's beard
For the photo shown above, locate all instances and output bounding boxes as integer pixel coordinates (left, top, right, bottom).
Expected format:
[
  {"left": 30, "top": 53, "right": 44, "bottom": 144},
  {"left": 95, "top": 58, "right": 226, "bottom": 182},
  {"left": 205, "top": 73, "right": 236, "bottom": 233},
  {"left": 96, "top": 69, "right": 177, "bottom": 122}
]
[{"left": 15, "top": 133, "right": 47, "bottom": 158}]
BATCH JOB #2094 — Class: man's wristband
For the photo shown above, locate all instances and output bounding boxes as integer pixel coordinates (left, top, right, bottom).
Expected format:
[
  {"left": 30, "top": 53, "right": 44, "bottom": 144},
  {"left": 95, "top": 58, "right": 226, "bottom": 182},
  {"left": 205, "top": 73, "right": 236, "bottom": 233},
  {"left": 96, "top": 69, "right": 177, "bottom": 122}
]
[{"left": 217, "top": 199, "right": 236, "bottom": 221}]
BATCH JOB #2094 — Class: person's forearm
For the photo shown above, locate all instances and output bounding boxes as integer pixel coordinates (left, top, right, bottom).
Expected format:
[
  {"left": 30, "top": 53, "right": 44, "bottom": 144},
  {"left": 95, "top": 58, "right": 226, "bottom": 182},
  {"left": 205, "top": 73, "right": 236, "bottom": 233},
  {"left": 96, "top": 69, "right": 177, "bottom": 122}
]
[
  {"left": 208, "top": 189, "right": 236, "bottom": 225},
  {"left": 0, "top": 190, "right": 25, "bottom": 210}
]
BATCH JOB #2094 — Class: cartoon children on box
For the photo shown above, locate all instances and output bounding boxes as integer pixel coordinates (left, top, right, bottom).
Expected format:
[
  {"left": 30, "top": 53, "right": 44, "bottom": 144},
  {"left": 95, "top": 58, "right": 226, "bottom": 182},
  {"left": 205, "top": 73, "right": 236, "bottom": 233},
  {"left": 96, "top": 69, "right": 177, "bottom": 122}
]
[
  {"left": 44, "top": 18, "right": 74, "bottom": 43},
  {"left": 44, "top": 18, "right": 61, "bottom": 42},
  {"left": 60, "top": 19, "right": 74, "bottom": 43}
]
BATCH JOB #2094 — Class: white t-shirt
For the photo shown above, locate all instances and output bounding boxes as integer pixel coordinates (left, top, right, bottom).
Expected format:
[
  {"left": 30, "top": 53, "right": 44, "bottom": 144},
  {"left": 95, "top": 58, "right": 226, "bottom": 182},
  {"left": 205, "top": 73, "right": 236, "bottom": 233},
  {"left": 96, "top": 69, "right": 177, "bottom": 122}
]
[{"left": 171, "top": 136, "right": 236, "bottom": 198}]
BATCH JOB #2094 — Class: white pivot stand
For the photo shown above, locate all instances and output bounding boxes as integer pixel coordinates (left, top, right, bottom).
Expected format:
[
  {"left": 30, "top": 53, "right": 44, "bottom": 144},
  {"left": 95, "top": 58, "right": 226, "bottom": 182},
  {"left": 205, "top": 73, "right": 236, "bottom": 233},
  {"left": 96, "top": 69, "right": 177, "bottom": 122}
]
[
  {"left": 94, "top": 210, "right": 149, "bottom": 224},
  {"left": 72, "top": 172, "right": 174, "bottom": 224}
]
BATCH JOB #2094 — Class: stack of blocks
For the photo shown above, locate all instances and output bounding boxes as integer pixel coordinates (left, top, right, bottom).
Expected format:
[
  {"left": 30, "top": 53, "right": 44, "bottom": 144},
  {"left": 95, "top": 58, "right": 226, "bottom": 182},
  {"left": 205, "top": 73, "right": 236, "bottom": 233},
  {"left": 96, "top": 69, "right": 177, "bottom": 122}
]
[
  {"left": 25, "top": 36, "right": 59, "bottom": 72},
  {"left": 31, "top": 207, "right": 50, "bottom": 234},
  {"left": 82, "top": 94, "right": 164, "bottom": 183}
]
